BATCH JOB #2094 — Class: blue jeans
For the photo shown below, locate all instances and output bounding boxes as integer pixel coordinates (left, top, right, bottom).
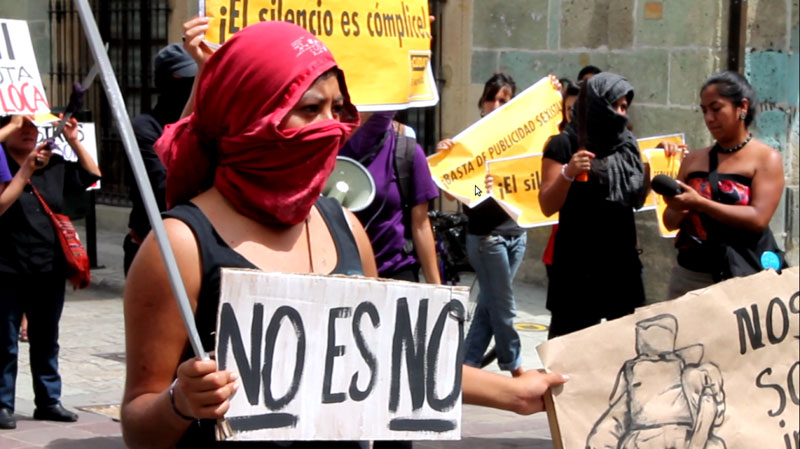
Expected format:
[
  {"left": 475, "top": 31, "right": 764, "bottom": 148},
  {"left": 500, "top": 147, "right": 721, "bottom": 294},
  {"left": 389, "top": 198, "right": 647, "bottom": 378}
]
[
  {"left": 463, "top": 233, "right": 527, "bottom": 371},
  {"left": 0, "top": 273, "right": 65, "bottom": 412}
]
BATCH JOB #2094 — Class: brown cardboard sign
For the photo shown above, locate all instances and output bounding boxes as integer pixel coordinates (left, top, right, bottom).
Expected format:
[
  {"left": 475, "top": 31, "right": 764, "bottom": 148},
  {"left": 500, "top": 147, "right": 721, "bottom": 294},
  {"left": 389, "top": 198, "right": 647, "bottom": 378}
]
[{"left": 538, "top": 267, "right": 799, "bottom": 449}]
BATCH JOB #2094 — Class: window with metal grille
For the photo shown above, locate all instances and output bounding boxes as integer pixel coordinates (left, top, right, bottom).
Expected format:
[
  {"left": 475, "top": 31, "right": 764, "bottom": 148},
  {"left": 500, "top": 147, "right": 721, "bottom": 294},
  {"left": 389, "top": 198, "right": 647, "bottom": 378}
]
[{"left": 48, "top": 0, "right": 170, "bottom": 206}]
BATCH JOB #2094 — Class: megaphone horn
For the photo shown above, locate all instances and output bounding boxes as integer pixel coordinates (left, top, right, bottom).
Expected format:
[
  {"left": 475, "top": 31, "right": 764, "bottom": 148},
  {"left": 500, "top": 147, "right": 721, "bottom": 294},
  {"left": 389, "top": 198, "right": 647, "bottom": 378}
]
[{"left": 322, "top": 156, "right": 376, "bottom": 212}]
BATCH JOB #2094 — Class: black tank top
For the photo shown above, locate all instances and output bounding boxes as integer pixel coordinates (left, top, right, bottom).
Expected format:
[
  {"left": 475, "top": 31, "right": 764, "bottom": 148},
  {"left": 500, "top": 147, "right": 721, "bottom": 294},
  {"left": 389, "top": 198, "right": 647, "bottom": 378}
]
[{"left": 164, "top": 196, "right": 366, "bottom": 449}]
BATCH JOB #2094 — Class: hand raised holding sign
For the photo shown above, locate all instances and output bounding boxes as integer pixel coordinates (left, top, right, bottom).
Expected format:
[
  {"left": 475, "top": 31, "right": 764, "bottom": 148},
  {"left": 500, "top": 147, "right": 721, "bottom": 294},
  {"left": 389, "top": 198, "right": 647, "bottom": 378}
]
[{"left": 182, "top": 16, "right": 214, "bottom": 69}]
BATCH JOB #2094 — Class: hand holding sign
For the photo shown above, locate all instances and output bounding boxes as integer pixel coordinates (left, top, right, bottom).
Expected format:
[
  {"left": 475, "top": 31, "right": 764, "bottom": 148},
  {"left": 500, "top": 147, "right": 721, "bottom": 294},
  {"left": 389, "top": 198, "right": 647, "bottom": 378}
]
[
  {"left": 428, "top": 76, "right": 563, "bottom": 214},
  {"left": 182, "top": 16, "right": 215, "bottom": 69},
  {"left": 172, "top": 357, "right": 239, "bottom": 421}
]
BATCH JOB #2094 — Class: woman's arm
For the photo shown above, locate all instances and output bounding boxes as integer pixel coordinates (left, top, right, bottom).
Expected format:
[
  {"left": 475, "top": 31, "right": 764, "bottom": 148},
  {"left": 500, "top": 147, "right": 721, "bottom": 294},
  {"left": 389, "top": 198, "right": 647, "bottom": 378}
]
[
  {"left": 121, "top": 218, "right": 237, "bottom": 449},
  {"left": 462, "top": 365, "right": 568, "bottom": 415},
  {"left": 666, "top": 143, "right": 784, "bottom": 233},
  {"left": 662, "top": 149, "right": 696, "bottom": 231},
  {"left": 0, "top": 115, "right": 25, "bottom": 142},
  {"left": 180, "top": 17, "right": 213, "bottom": 118},
  {"left": 410, "top": 202, "right": 441, "bottom": 284},
  {"left": 0, "top": 141, "right": 51, "bottom": 216},
  {"left": 538, "top": 149, "right": 593, "bottom": 217},
  {"left": 61, "top": 117, "right": 101, "bottom": 177},
  {"left": 345, "top": 208, "right": 379, "bottom": 277}
]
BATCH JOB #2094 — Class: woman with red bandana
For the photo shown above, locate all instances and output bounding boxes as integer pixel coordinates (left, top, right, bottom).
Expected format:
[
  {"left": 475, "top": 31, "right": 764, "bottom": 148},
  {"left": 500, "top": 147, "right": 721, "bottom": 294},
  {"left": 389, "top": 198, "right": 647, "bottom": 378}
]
[
  {"left": 120, "top": 21, "right": 374, "bottom": 448},
  {"left": 121, "top": 20, "right": 567, "bottom": 449}
]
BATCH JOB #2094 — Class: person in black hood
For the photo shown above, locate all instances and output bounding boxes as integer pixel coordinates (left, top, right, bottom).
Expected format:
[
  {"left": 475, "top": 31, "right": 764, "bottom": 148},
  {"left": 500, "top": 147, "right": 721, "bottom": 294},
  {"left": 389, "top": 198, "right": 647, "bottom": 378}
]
[
  {"left": 539, "top": 72, "right": 649, "bottom": 338},
  {"left": 123, "top": 43, "right": 197, "bottom": 274}
]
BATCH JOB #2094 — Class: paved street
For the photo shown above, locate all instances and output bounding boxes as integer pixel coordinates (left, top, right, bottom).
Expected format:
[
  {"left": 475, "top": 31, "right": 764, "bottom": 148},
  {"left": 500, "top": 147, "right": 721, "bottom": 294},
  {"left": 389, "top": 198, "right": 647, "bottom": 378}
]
[{"left": 1, "top": 222, "right": 556, "bottom": 448}]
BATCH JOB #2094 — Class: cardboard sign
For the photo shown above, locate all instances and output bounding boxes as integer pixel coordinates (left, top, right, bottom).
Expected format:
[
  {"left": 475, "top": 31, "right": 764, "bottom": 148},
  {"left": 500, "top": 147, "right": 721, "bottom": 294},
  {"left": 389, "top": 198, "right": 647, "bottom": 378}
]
[
  {"left": 35, "top": 122, "right": 101, "bottom": 190},
  {"left": 202, "top": 0, "right": 438, "bottom": 110},
  {"left": 484, "top": 153, "right": 558, "bottom": 228},
  {"left": 538, "top": 267, "right": 800, "bottom": 449},
  {"left": 0, "top": 19, "right": 50, "bottom": 115},
  {"left": 638, "top": 133, "right": 686, "bottom": 213},
  {"left": 216, "top": 269, "right": 468, "bottom": 441},
  {"left": 427, "top": 76, "right": 562, "bottom": 211}
]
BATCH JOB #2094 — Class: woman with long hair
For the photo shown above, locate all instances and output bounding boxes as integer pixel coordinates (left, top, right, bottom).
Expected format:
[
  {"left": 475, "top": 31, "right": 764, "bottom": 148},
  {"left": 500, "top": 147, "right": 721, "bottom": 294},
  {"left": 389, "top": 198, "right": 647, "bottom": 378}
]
[{"left": 662, "top": 71, "right": 785, "bottom": 298}]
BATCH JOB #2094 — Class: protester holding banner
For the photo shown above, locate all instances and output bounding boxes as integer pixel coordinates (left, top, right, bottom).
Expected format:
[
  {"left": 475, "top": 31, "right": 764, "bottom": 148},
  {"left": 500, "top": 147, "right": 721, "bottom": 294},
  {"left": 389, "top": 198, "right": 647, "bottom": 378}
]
[
  {"left": 437, "top": 73, "right": 528, "bottom": 377},
  {"left": 123, "top": 43, "right": 197, "bottom": 275},
  {"left": 339, "top": 111, "right": 441, "bottom": 285},
  {"left": 0, "top": 114, "right": 100, "bottom": 429},
  {"left": 662, "top": 71, "right": 786, "bottom": 298},
  {"left": 539, "top": 72, "right": 648, "bottom": 338},
  {"left": 121, "top": 21, "right": 377, "bottom": 448}
]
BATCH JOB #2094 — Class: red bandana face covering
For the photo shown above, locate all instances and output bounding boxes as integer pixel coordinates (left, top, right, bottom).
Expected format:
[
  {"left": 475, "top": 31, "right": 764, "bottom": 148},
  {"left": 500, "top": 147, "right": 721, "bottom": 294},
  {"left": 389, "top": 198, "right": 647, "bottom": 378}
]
[{"left": 156, "top": 21, "right": 359, "bottom": 226}]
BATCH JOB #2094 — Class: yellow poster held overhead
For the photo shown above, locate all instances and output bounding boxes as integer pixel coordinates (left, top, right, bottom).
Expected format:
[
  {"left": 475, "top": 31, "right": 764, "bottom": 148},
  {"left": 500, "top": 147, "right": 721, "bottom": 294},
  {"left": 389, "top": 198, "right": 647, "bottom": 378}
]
[
  {"left": 427, "top": 76, "right": 563, "bottom": 225},
  {"left": 202, "top": 0, "right": 438, "bottom": 110},
  {"left": 640, "top": 133, "right": 685, "bottom": 238}
]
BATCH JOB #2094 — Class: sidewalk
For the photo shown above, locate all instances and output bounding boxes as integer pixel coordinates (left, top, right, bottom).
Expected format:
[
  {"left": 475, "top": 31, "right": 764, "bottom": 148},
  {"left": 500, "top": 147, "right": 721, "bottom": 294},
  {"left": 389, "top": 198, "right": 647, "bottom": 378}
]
[{"left": 2, "top": 222, "right": 555, "bottom": 448}]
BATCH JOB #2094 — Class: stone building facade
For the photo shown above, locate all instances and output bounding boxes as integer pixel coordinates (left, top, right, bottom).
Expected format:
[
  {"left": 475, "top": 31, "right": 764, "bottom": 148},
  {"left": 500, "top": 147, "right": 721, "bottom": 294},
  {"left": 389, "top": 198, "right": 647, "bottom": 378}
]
[
  {"left": 2, "top": 1, "right": 797, "bottom": 301},
  {"left": 438, "top": 0, "right": 799, "bottom": 301}
]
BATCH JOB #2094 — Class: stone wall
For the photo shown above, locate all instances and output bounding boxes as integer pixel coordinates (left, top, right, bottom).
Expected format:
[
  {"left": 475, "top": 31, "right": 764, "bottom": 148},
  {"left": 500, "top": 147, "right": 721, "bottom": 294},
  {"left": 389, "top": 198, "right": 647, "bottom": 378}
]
[{"left": 439, "top": 0, "right": 799, "bottom": 302}]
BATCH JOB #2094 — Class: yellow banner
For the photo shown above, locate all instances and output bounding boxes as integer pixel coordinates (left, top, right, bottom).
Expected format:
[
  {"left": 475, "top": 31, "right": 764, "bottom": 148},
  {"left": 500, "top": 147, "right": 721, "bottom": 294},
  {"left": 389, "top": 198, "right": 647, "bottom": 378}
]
[
  {"left": 485, "top": 153, "right": 558, "bottom": 228},
  {"left": 637, "top": 133, "right": 685, "bottom": 211},
  {"left": 427, "top": 76, "right": 562, "bottom": 227},
  {"left": 202, "top": 0, "right": 438, "bottom": 110},
  {"left": 640, "top": 133, "right": 685, "bottom": 238}
]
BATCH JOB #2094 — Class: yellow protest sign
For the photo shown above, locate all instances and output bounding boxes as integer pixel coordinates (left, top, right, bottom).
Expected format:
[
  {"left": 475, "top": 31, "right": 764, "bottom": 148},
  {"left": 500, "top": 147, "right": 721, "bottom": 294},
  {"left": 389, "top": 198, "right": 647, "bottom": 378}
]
[
  {"left": 640, "top": 133, "right": 685, "bottom": 238},
  {"left": 427, "top": 77, "right": 562, "bottom": 219},
  {"left": 202, "top": 0, "right": 438, "bottom": 110},
  {"left": 485, "top": 154, "right": 558, "bottom": 228},
  {"left": 637, "top": 133, "right": 685, "bottom": 211}
]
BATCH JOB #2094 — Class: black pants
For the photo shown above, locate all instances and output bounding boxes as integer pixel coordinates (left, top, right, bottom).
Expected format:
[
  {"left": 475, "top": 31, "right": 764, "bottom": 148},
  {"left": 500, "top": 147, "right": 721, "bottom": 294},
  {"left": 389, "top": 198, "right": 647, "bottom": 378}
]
[
  {"left": 123, "top": 233, "right": 140, "bottom": 276},
  {"left": 0, "top": 272, "right": 66, "bottom": 411}
]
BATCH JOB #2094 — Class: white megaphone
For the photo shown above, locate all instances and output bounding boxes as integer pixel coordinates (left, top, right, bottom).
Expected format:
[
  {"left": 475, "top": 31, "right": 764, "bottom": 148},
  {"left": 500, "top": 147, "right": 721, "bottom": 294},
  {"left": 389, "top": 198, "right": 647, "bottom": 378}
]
[{"left": 323, "top": 156, "right": 376, "bottom": 212}]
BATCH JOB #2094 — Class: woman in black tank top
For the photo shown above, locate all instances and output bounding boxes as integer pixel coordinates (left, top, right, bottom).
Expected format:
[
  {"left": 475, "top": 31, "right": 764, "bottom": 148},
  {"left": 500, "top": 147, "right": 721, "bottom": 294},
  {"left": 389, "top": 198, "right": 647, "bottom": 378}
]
[
  {"left": 121, "top": 22, "right": 376, "bottom": 449},
  {"left": 122, "top": 20, "right": 568, "bottom": 449}
]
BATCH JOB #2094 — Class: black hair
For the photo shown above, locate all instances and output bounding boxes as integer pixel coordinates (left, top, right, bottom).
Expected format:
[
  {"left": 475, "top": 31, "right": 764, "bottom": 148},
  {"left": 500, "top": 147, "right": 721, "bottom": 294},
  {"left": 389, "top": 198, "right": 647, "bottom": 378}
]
[
  {"left": 0, "top": 115, "right": 11, "bottom": 129},
  {"left": 577, "top": 65, "right": 602, "bottom": 81},
  {"left": 478, "top": 73, "right": 516, "bottom": 109},
  {"left": 560, "top": 82, "right": 581, "bottom": 131},
  {"left": 700, "top": 70, "right": 757, "bottom": 127}
]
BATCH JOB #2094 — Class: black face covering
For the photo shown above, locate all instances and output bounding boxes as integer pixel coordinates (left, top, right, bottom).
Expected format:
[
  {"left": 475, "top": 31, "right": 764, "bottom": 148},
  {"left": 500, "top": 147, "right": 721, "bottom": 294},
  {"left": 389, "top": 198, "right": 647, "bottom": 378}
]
[
  {"left": 584, "top": 73, "right": 635, "bottom": 157},
  {"left": 568, "top": 72, "right": 648, "bottom": 209},
  {"left": 152, "top": 76, "right": 195, "bottom": 127}
]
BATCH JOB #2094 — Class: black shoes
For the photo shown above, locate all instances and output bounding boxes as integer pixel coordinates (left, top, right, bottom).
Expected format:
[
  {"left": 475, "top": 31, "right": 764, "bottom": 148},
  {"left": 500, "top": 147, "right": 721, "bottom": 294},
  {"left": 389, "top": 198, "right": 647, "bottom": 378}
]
[
  {"left": 33, "top": 403, "right": 78, "bottom": 422},
  {"left": 0, "top": 408, "right": 15, "bottom": 429}
]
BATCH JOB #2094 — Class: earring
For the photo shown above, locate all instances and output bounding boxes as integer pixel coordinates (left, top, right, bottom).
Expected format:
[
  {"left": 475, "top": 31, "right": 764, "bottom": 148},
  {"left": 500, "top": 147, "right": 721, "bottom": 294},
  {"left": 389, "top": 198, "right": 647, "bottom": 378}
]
[{"left": 740, "top": 112, "right": 747, "bottom": 120}]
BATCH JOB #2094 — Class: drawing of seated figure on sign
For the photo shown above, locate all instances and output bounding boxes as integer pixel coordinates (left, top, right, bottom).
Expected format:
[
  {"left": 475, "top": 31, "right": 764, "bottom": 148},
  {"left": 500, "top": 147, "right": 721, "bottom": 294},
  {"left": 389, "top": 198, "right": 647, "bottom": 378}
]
[{"left": 586, "top": 314, "right": 727, "bottom": 449}]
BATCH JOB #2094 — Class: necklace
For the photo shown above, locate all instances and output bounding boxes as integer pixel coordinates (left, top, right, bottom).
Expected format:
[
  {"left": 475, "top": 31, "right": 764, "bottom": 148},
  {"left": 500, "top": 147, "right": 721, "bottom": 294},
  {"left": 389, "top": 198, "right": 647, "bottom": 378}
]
[
  {"left": 305, "top": 216, "right": 314, "bottom": 273},
  {"left": 715, "top": 133, "right": 752, "bottom": 154}
]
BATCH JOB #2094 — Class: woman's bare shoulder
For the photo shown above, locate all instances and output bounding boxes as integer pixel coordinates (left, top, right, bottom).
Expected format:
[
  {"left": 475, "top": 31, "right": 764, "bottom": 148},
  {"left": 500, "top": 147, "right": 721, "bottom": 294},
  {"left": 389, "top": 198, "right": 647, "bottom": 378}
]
[
  {"left": 751, "top": 139, "right": 783, "bottom": 166},
  {"left": 681, "top": 145, "right": 712, "bottom": 171}
]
